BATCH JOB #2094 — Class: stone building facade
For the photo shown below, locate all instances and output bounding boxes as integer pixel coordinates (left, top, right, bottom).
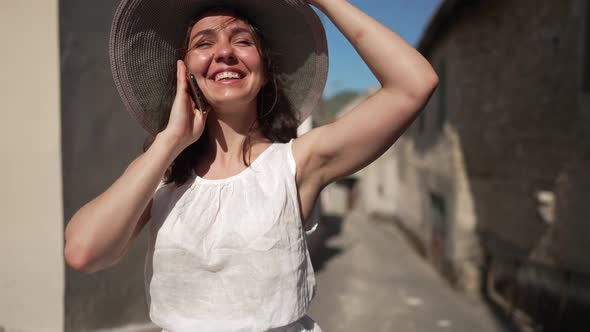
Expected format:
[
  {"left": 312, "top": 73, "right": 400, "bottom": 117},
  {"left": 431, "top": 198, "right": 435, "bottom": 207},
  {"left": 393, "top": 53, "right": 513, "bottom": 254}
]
[{"left": 388, "top": 0, "right": 590, "bottom": 328}]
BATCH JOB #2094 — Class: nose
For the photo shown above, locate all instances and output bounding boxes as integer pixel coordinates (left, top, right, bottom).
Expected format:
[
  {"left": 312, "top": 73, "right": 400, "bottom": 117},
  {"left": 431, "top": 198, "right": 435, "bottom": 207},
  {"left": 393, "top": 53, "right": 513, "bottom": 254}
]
[{"left": 214, "top": 40, "right": 237, "bottom": 63}]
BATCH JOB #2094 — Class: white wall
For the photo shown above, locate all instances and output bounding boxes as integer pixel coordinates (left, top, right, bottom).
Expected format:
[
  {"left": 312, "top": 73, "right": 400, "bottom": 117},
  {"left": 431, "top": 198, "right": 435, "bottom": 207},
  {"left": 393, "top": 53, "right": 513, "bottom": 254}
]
[{"left": 0, "top": 1, "right": 64, "bottom": 331}]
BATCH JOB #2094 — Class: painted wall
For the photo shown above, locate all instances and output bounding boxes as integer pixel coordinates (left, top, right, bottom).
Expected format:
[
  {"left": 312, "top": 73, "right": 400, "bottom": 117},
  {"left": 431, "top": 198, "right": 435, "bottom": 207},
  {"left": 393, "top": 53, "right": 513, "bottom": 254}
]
[{"left": 0, "top": 1, "right": 64, "bottom": 331}]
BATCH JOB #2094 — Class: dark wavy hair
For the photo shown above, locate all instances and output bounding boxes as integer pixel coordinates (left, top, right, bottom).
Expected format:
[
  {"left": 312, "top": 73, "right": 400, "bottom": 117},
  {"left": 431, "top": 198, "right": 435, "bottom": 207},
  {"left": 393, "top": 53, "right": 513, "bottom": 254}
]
[{"left": 144, "top": 8, "right": 299, "bottom": 187}]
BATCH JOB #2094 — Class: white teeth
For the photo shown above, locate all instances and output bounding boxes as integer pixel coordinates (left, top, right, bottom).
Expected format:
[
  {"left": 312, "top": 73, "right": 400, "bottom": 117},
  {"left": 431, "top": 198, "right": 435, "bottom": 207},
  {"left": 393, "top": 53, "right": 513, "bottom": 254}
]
[{"left": 215, "top": 71, "right": 241, "bottom": 81}]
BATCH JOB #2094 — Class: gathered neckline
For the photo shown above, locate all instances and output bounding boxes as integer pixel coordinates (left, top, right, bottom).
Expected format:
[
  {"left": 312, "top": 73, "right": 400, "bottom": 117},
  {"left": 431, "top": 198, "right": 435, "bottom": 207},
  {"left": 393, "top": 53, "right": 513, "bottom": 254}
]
[{"left": 191, "top": 143, "right": 278, "bottom": 185}]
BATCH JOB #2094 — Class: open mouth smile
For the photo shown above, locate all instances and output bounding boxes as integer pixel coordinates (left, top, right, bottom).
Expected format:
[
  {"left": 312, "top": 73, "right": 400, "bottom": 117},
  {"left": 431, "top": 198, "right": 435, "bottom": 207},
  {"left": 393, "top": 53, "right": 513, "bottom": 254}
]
[
  {"left": 215, "top": 71, "right": 243, "bottom": 81},
  {"left": 209, "top": 69, "right": 246, "bottom": 84}
]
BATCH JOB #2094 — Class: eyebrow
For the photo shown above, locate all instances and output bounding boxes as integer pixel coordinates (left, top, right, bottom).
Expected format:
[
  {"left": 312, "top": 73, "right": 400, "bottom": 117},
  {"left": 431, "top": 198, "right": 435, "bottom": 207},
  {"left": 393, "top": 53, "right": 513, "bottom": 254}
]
[{"left": 189, "top": 27, "right": 254, "bottom": 45}]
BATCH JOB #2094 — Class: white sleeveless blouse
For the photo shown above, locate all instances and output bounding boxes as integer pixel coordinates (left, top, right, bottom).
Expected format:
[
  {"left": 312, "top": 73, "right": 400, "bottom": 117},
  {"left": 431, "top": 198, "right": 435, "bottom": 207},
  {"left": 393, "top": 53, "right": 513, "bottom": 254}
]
[{"left": 145, "top": 139, "right": 321, "bottom": 332}]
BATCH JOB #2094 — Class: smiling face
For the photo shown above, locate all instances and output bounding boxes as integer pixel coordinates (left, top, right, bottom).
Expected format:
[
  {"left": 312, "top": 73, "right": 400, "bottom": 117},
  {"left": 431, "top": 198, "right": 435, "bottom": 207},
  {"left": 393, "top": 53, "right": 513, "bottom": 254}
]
[{"left": 184, "top": 10, "right": 267, "bottom": 113}]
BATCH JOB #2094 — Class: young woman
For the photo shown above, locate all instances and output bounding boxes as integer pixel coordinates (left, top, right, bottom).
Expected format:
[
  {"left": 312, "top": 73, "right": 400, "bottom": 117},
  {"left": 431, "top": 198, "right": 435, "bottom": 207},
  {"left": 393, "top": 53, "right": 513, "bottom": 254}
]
[{"left": 65, "top": 0, "right": 438, "bottom": 330}]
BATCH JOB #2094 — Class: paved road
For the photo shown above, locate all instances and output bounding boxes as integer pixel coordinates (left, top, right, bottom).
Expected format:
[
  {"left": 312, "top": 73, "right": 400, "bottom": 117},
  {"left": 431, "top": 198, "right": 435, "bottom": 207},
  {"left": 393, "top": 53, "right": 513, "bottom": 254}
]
[{"left": 306, "top": 211, "right": 509, "bottom": 332}]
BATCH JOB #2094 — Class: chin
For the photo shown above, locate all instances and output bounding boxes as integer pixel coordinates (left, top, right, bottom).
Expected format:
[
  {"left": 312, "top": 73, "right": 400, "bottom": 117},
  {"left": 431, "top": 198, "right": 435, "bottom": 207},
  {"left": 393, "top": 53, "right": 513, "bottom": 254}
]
[
  {"left": 209, "top": 90, "right": 259, "bottom": 107},
  {"left": 209, "top": 95, "right": 257, "bottom": 110}
]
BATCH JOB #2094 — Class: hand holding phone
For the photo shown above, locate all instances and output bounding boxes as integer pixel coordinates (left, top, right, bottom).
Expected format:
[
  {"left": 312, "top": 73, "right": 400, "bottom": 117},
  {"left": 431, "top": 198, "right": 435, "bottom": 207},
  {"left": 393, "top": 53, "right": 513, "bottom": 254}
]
[{"left": 187, "top": 73, "right": 208, "bottom": 113}]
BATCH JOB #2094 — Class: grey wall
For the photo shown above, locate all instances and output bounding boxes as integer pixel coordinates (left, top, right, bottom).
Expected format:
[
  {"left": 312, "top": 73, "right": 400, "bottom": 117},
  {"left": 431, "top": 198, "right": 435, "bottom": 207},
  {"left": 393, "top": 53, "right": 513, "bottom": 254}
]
[{"left": 60, "top": 0, "right": 153, "bottom": 330}]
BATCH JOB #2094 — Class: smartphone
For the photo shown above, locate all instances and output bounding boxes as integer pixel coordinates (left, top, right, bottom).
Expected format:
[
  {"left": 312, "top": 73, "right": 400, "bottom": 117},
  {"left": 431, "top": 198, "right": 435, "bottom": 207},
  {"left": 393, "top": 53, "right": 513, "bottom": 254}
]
[{"left": 187, "top": 73, "right": 208, "bottom": 113}]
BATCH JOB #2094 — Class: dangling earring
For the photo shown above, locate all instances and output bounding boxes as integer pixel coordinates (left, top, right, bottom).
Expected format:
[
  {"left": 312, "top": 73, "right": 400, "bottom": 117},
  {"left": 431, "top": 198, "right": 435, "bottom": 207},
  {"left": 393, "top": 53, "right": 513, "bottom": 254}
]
[
  {"left": 258, "top": 86, "right": 266, "bottom": 118},
  {"left": 259, "top": 78, "right": 278, "bottom": 119}
]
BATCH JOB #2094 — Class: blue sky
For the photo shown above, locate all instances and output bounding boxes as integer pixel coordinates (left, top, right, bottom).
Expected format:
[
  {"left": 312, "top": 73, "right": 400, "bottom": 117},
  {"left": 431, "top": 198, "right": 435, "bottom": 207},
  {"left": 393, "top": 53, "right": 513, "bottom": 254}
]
[{"left": 314, "top": 0, "right": 443, "bottom": 97}]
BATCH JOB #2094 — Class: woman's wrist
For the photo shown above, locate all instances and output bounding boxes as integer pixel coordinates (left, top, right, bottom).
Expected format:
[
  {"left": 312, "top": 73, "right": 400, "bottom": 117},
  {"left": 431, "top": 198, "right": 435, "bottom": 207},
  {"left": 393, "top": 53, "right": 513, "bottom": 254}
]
[
  {"left": 153, "top": 131, "right": 186, "bottom": 162},
  {"left": 308, "top": 0, "right": 344, "bottom": 12}
]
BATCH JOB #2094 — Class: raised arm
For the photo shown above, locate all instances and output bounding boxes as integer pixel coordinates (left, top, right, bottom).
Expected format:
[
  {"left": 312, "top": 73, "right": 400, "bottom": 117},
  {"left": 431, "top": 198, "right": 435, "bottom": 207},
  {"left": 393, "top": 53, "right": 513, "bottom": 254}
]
[
  {"left": 64, "top": 134, "right": 176, "bottom": 273},
  {"left": 64, "top": 60, "right": 206, "bottom": 273},
  {"left": 294, "top": 0, "right": 438, "bottom": 187}
]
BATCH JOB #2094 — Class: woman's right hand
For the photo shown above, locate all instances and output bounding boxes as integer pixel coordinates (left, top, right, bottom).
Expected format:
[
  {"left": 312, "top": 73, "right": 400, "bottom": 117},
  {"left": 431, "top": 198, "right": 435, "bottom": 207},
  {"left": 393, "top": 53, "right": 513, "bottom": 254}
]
[{"left": 160, "top": 60, "right": 208, "bottom": 154}]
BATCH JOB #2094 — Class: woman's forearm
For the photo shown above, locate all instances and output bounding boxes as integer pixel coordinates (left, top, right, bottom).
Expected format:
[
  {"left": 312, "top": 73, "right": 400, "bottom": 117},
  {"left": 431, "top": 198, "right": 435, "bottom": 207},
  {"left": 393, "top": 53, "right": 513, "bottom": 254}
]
[
  {"left": 312, "top": 0, "right": 438, "bottom": 95},
  {"left": 64, "top": 133, "right": 179, "bottom": 273}
]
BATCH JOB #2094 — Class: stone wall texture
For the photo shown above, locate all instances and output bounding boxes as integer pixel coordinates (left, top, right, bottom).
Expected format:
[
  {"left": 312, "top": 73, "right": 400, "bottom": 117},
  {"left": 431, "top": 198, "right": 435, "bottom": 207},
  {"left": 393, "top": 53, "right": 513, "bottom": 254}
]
[{"left": 390, "top": 0, "right": 590, "bottom": 327}]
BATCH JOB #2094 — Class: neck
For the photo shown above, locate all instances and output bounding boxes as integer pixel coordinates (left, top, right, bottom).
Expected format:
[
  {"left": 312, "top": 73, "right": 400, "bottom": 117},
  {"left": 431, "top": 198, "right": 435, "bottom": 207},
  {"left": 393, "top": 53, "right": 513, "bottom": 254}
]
[{"left": 203, "top": 100, "right": 267, "bottom": 163}]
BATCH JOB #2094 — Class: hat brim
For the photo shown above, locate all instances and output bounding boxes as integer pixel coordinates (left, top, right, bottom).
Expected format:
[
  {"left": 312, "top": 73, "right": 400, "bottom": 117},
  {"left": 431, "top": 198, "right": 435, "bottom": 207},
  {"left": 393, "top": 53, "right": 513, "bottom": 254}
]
[{"left": 110, "top": 0, "right": 328, "bottom": 136}]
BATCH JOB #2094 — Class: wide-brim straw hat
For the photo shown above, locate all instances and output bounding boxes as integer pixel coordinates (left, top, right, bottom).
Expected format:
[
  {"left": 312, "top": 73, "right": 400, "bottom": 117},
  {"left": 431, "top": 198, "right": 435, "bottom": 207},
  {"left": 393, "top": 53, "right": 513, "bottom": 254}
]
[{"left": 110, "top": 0, "right": 328, "bottom": 136}]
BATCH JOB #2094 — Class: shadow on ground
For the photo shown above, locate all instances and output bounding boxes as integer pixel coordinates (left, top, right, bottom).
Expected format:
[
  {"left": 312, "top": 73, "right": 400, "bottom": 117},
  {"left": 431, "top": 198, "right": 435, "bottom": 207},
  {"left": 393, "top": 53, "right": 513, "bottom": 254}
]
[{"left": 306, "top": 213, "right": 346, "bottom": 273}]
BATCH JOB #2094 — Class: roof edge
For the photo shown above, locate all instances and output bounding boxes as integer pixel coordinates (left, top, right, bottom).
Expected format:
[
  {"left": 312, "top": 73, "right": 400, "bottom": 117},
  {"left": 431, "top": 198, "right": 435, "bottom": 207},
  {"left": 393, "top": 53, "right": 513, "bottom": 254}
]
[{"left": 417, "top": 0, "right": 466, "bottom": 56}]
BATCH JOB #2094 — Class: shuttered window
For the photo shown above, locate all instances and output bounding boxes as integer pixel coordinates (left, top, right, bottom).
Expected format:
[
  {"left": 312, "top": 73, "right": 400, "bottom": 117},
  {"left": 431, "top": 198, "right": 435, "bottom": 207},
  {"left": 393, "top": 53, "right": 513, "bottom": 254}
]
[
  {"left": 436, "top": 59, "right": 447, "bottom": 130},
  {"left": 584, "top": 1, "right": 590, "bottom": 92}
]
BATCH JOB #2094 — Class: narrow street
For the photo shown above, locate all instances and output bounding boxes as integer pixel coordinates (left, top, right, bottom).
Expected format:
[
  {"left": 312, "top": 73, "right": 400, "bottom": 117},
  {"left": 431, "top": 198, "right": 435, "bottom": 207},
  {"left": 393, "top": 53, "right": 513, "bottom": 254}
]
[{"left": 306, "top": 211, "right": 508, "bottom": 332}]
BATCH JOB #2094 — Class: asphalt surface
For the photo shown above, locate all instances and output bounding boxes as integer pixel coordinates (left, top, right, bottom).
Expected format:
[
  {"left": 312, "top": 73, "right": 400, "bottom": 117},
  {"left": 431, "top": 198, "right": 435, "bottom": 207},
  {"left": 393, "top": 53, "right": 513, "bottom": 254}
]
[{"left": 306, "top": 211, "right": 509, "bottom": 332}]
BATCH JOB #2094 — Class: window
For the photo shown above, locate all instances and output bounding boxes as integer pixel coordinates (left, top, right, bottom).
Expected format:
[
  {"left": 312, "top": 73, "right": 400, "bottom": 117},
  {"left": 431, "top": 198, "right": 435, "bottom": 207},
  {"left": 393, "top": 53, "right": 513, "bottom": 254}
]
[
  {"left": 436, "top": 59, "right": 447, "bottom": 130},
  {"left": 584, "top": 1, "right": 590, "bottom": 92},
  {"left": 418, "top": 112, "right": 426, "bottom": 134},
  {"left": 430, "top": 192, "right": 447, "bottom": 226},
  {"left": 429, "top": 192, "right": 448, "bottom": 272}
]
